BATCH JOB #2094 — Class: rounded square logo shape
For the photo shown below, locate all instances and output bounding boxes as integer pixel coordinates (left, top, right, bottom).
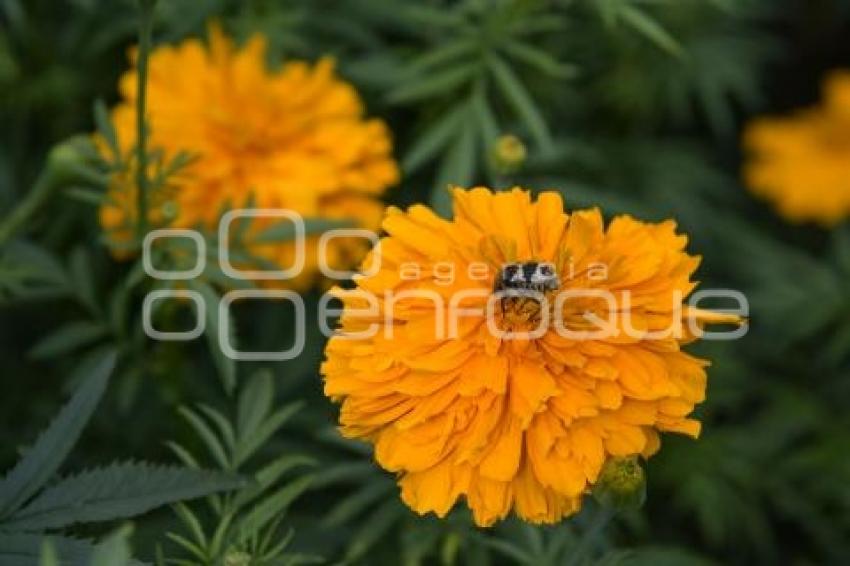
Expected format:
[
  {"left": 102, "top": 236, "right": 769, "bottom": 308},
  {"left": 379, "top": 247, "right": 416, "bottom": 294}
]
[
  {"left": 219, "top": 209, "right": 304, "bottom": 280},
  {"left": 218, "top": 289, "right": 305, "bottom": 361},
  {"left": 143, "top": 229, "right": 206, "bottom": 280},
  {"left": 143, "top": 289, "right": 205, "bottom": 341},
  {"left": 317, "top": 228, "right": 381, "bottom": 280}
]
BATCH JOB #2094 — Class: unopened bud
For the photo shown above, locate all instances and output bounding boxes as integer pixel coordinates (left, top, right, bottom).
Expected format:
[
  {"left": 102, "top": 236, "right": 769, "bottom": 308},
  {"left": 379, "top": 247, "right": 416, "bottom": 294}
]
[
  {"left": 491, "top": 134, "right": 526, "bottom": 175},
  {"left": 592, "top": 456, "right": 646, "bottom": 511},
  {"left": 223, "top": 550, "right": 252, "bottom": 566},
  {"left": 161, "top": 200, "right": 179, "bottom": 221},
  {"left": 47, "top": 136, "right": 108, "bottom": 188}
]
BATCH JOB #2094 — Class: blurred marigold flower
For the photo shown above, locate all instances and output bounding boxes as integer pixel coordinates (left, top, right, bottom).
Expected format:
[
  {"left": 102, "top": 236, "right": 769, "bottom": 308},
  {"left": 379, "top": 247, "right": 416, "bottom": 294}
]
[
  {"left": 744, "top": 71, "right": 850, "bottom": 226},
  {"left": 100, "top": 24, "right": 399, "bottom": 288},
  {"left": 321, "top": 187, "right": 740, "bottom": 527}
]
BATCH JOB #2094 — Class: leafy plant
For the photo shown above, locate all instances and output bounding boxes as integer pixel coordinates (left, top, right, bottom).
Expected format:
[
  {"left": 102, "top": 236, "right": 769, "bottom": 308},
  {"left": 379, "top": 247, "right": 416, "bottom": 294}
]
[
  {"left": 0, "top": 351, "right": 244, "bottom": 565},
  {"left": 162, "top": 370, "right": 317, "bottom": 566}
]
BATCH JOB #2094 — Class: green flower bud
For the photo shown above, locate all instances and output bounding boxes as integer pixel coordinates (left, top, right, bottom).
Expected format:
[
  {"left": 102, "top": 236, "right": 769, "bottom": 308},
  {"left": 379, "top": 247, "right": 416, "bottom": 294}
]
[
  {"left": 592, "top": 456, "right": 646, "bottom": 511},
  {"left": 491, "top": 134, "right": 527, "bottom": 175},
  {"left": 161, "top": 200, "right": 179, "bottom": 221},
  {"left": 46, "top": 137, "right": 96, "bottom": 185},
  {"left": 223, "top": 549, "right": 252, "bottom": 566}
]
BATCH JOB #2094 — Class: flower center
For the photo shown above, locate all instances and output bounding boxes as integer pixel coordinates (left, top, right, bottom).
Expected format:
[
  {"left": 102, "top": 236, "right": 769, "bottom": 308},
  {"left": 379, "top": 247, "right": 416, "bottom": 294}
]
[{"left": 496, "top": 294, "right": 552, "bottom": 332}]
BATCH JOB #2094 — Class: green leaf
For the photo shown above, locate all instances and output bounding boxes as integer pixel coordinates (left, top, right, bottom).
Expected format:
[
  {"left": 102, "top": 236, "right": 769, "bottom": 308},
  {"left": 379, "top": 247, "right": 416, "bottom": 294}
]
[
  {"left": 189, "top": 280, "right": 235, "bottom": 395},
  {"left": 403, "top": 39, "right": 476, "bottom": 78},
  {"left": 237, "top": 370, "right": 274, "bottom": 443},
  {"left": 388, "top": 62, "right": 478, "bottom": 105},
  {"left": 402, "top": 103, "right": 467, "bottom": 175},
  {"left": 28, "top": 321, "right": 108, "bottom": 360},
  {"left": 2, "top": 533, "right": 93, "bottom": 566},
  {"left": 502, "top": 39, "right": 578, "bottom": 79},
  {"left": 343, "top": 500, "right": 403, "bottom": 562},
  {"left": 40, "top": 539, "right": 59, "bottom": 566},
  {"left": 196, "top": 404, "right": 236, "bottom": 456},
  {"left": 233, "top": 454, "right": 316, "bottom": 511},
  {"left": 237, "top": 475, "right": 313, "bottom": 542},
  {"left": 68, "top": 247, "right": 101, "bottom": 317},
  {"left": 487, "top": 55, "right": 552, "bottom": 151},
  {"left": 618, "top": 4, "right": 684, "bottom": 58},
  {"left": 171, "top": 503, "right": 208, "bottom": 553},
  {"left": 178, "top": 407, "right": 231, "bottom": 471},
  {"left": 93, "top": 99, "right": 120, "bottom": 164},
  {"left": 234, "top": 402, "right": 302, "bottom": 468},
  {"left": 431, "top": 114, "right": 477, "bottom": 217},
  {"left": 471, "top": 85, "right": 500, "bottom": 153},
  {"left": 89, "top": 525, "right": 134, "bottom": 566},
  {"left": 322, "top": 480, "right": 394, "bottom": 527},
  {"left": 64, "top": 187, "right": 106, "bottom": 207},
  {"left": 3, "top": 532, "right": 147, "bottom": 566},
  {"left": 1, "top": 462, "right": 244, "bottom": 531},
  {"left": 0, "top": 350, "right": 116, "bottom": 519}
]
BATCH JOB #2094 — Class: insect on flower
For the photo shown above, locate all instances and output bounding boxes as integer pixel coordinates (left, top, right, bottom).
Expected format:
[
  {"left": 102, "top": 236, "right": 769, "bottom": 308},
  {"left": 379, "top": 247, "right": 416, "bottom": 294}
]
[
  {"left": 494, "top": 261, "right": 560, "bottom": 316},
  {"left": 495, "top": 261, "right": 560, "bottom": 294},
  {"left": 322, "top": 187, "right": 743, "bottom": 527}
]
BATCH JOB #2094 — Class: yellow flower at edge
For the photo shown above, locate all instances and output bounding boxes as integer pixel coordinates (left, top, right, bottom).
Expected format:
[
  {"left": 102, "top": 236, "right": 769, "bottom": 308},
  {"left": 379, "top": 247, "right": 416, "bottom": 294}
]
[
  {"left": 744, "top": 71, "right": 850, "bottom": 226},
  {"left": 322, "top": 187, "right": 741, "bottom": 527},
  {"left": 100, "top": 24, "right": 399, "bottom": 289}
]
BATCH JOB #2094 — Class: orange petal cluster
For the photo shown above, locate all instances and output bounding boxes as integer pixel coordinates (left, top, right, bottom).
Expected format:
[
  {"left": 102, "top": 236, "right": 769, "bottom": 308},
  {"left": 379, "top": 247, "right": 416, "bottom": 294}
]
[
  {"left": 100, "top": 24, "right": 399, "bottom": 288},
  {"left": 322, "top": 187, "right": 738, "bottom": 526},
  {"left": 744, "top": 71, "right": 850, "bottom": 226}
]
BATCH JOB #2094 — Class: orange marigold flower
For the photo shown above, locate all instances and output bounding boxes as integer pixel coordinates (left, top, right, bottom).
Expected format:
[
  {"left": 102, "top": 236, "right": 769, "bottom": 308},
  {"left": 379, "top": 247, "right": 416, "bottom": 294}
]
[
  {"left": 321, "top": 187, "right": 740, "bottom": 527},
  {"left": 100, "top": 24, "right": 399, "bottom": 288},
  {"left": 743, "top": 71, "right": 850, "bottom": 226}
]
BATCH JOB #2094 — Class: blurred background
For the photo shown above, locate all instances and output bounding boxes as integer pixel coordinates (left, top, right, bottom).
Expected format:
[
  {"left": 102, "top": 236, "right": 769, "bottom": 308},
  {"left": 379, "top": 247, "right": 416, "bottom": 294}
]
[{"left": 2, "top": 1, "right": 850, "bottom": 564}]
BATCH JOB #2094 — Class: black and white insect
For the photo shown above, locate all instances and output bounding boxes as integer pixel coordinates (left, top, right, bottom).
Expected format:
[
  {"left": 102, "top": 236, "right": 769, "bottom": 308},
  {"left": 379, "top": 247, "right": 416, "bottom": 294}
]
[{"left": 494, "top": 261, "right": 560, "bottom": 294}]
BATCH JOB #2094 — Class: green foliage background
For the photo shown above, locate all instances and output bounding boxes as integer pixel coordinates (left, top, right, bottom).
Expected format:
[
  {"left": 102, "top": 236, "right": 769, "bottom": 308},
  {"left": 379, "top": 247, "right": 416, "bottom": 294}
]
[{"left": 2, "top": 0, "right": 850, "bottom": 564}]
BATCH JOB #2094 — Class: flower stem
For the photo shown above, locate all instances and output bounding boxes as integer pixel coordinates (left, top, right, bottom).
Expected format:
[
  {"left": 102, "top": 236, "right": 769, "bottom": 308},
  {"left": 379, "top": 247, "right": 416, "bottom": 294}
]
[
  {"left": 0, "top": 140, "right": 92, "bottom": 247},
  {"left": 565, "top": 505, "right": 615, "bottom": 566},
  {"left": 135, "top": 0, "right": 156, "bottom": 240},
  {"left": 0, "top": 168, "right": 59, "bottom": 247}
]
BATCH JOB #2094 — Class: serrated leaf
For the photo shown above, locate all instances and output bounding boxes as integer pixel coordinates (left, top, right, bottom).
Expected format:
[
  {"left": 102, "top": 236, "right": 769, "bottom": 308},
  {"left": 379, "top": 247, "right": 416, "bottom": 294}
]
[
  {"left": 0, "top": 350, "right": 116, "bottom": 519},
  {"left": 2, "top": 532, "right": 148, "bottom": 566},
  {"left": 2, "top": 462, "right": 244, "bottom": 531}
]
